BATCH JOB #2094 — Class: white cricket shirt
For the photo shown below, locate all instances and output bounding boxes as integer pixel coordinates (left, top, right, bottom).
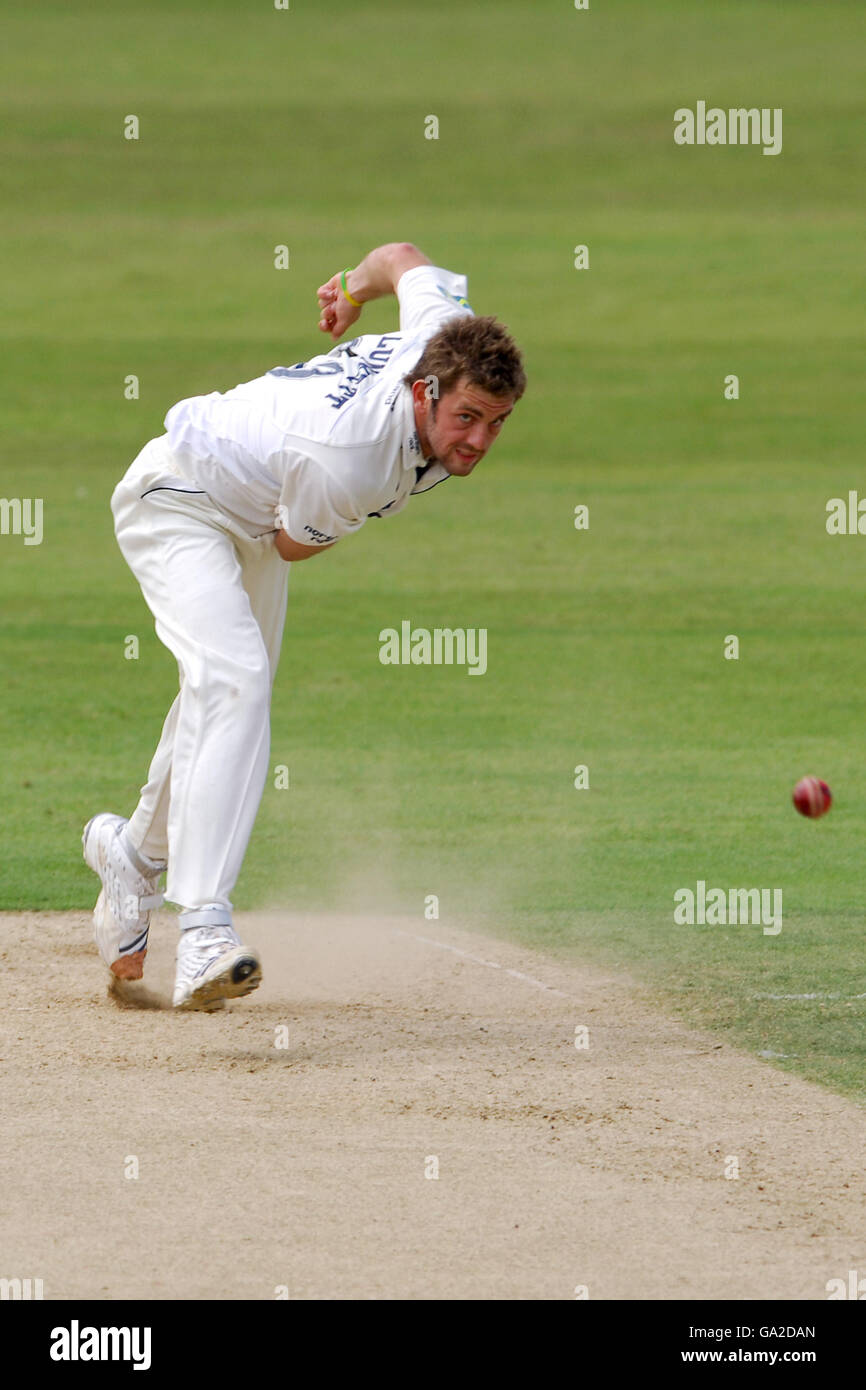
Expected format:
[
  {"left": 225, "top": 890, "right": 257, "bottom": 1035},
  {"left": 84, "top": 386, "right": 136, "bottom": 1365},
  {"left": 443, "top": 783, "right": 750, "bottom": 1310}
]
[{"left": 162, "top": 265, "right": 473, "bottom": 543}]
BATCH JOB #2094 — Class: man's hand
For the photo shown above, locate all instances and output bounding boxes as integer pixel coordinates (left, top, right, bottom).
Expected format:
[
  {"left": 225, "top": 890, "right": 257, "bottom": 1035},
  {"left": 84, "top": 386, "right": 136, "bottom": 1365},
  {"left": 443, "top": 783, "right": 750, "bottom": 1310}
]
[
  {"left": 316, "top": 274, "right": 363, "bottom": 341},
  {"left": 316, "top": 242, "right": 431, "bottom": 341}
]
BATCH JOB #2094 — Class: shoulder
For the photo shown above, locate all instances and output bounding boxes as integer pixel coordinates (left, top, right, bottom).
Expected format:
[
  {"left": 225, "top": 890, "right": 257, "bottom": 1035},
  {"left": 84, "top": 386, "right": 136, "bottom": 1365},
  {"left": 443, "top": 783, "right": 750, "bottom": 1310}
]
[{"left": 396, "top": 265, "right": 473, "bottom": 338}]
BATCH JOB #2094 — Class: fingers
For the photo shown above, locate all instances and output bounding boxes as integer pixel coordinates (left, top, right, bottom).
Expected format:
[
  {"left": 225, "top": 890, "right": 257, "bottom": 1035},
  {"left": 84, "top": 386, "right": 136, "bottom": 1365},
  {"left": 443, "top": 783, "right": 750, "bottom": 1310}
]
[
  {"left": 316, "top": 277, "right": 339, "bottom": 301},
  {"left": 316, "top": 275, "right": 354, "bottom": 337},
  {"left": 317, "top": 281, "right": 341, "bottom": 334},
  {"left": 317, "top": 282, "right": 338, "bottom": 332}
]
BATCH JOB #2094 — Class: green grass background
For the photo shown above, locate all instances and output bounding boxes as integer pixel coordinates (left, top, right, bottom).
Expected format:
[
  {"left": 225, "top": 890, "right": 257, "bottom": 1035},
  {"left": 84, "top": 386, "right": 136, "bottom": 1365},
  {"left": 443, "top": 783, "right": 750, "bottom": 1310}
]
[{"left": 2, "top": 0, "right": 865, "bottom": 1097}]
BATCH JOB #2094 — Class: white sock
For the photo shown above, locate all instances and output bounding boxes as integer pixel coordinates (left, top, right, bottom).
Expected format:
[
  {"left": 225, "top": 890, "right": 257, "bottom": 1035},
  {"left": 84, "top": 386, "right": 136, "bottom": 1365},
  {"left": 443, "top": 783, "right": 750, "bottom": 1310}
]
[{"left": 121, "top": 828, "right": 166, "bottom": 874}]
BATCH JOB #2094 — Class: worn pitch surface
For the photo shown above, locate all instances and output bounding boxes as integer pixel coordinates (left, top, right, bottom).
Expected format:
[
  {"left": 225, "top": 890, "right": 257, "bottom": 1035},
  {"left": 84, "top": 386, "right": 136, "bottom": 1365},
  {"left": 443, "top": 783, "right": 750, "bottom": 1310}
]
[{"left": 1, "top": 910, "right": 863, "bottom": 1300}]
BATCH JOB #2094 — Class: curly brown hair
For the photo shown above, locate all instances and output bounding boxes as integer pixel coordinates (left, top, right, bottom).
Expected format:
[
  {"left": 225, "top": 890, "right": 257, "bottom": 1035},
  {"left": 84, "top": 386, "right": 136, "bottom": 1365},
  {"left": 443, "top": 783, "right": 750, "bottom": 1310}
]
[{"left": 402, "top": 314, "right": 526, "bottom": 402}]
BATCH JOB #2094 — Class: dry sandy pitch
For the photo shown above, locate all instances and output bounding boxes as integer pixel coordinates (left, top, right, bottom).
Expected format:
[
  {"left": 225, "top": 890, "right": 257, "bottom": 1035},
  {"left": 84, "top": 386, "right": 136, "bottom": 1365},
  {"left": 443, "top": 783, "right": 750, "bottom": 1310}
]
[{"left": 2, "top": 910, "right": 864, "bottom": 1300}]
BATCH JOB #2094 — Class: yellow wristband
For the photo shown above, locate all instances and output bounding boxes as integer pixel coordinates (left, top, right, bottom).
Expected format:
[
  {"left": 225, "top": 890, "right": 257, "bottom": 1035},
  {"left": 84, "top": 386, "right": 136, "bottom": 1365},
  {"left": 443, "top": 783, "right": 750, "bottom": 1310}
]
[{"left": 341, "top": 268, "right": 363, "bottom": 308}]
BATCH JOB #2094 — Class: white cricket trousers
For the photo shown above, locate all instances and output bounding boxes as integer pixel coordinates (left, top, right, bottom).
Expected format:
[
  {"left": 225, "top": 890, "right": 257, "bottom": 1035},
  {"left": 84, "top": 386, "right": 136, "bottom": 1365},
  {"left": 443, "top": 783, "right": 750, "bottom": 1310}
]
[{"left": 110, "top": 435, "right": 289, "bottom": 920}]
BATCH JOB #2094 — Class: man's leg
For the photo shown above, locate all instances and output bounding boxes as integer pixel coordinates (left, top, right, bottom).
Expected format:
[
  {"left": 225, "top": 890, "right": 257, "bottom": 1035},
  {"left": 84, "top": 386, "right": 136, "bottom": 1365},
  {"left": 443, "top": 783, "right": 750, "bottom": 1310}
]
[
  {"left": 125, "top": 687, "right": 181, "bottom": 866},
  {"left": 125, "top": 552, "right": 287, "bottom": 868},
  {"left": 112, "top": 481, "right": 286, "bottom": 918},
  {"left": 120, "top": 480, "right": 289, "bottom": 878}
]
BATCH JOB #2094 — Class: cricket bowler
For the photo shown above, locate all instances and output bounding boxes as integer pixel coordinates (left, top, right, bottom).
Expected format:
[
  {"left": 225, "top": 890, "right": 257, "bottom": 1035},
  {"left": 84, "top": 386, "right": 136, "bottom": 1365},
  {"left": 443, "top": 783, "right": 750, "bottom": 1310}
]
[{"left": 82, "top": 242, "right": 526, "bottom": 1010}]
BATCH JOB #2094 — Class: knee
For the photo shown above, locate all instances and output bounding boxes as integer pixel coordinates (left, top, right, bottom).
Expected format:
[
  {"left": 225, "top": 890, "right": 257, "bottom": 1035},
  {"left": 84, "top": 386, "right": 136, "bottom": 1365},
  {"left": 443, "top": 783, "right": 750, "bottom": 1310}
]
[
  {"left": 198, "top": 650, "right": 271, "bottom": 711},
  {"left": 224, "top": 655, "right": 271, "bottom": 708}
]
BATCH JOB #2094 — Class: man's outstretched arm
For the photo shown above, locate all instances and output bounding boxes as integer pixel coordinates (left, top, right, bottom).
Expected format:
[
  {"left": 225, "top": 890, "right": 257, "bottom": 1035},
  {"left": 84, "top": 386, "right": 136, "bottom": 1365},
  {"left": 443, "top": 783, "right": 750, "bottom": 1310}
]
[{"left": 316, "top": 243, "right": 431, "bottom": 341}]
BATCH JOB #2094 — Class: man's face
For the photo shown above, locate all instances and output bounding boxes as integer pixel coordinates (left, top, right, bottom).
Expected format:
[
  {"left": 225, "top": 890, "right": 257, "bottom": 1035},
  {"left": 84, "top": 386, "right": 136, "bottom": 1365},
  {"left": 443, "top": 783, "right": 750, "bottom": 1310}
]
[{"left": 412, "top": 375, "right": 515, "bottom": 476}]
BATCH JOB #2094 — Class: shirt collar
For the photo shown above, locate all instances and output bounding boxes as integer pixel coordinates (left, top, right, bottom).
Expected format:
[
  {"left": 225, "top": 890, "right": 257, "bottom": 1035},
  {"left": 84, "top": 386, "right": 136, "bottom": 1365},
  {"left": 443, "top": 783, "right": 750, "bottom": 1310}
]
[{"left": 400, "top": 386, "right": 451, "bottom": 495}]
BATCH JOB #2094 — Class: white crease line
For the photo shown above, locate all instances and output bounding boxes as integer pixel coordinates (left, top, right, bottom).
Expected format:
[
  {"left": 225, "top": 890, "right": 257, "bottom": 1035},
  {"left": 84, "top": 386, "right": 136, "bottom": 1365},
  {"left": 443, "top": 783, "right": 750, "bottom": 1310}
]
[
  {"left": 393, "top": 930, "right": 572, "bottom": 999},
  {"left": 752, "top": 992, "right": 866, "bottom": 1001}
]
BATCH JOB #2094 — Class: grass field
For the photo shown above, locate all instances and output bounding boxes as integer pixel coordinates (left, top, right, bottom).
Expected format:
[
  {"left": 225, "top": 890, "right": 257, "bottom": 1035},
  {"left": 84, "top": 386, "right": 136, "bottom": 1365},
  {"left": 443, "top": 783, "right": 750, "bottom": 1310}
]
[{"left": 2, "top": 1, "right": 864, "bottom": 1097}]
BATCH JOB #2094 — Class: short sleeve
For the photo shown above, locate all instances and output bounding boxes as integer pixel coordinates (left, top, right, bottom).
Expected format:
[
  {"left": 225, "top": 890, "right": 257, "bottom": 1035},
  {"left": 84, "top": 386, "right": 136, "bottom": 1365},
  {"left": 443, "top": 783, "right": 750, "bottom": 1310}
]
[
  {"left": 276, "top": 458, "right": 366, "bottom": 546},
  {"left": 396, "top": 264, "right": 473, "bottom": 338}
]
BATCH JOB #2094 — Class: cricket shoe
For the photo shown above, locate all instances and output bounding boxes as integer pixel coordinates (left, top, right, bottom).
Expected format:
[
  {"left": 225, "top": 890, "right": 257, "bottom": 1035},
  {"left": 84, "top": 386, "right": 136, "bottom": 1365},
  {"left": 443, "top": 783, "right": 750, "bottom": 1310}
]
[
  {"left": 82, "top": 813, "right": 166, "bottom": 980},
  {"left": 172, "top": 925, "right": 262, "bottom": 1011}
]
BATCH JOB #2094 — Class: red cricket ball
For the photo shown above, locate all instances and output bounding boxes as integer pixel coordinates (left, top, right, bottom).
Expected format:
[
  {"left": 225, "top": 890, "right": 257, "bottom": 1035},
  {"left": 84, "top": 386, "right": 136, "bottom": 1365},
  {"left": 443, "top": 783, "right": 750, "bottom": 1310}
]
[{"left": 792, "top": 776, "right": 832, "bottom": 818}]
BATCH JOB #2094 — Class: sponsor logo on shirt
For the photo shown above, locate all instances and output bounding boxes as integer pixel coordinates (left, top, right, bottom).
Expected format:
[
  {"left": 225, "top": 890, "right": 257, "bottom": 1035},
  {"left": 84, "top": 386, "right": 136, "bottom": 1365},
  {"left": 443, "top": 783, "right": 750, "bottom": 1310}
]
[
  {"left": 268, "top": 362, "right": 342, "bottom": 379},
  {"left": 325, "top": 334, "right": 402, "bottom": 410},
  {"left": 303, "top": 524, "right": 337, "bottom": 543},
  {"left": 436, "top": 282, "right": 472, "bottom": 310}
]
